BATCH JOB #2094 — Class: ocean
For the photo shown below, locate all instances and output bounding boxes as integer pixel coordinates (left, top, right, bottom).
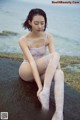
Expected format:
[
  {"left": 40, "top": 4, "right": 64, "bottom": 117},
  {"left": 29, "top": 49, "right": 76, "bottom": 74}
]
[{"left": 0, "top": 0, "right": 80, "bottom": 56}]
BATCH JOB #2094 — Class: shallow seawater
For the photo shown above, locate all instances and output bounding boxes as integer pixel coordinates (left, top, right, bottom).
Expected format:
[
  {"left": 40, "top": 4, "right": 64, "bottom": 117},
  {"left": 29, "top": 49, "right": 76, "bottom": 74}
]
[{"left": 0, "top": 0, "right": 80, "bottom": 56}]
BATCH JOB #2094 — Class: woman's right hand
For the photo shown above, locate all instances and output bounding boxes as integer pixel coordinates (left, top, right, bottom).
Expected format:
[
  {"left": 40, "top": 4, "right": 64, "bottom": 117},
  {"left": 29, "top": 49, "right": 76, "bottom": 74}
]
[{"left": 37, "top": 87, "right": 43, "bottom": 97}]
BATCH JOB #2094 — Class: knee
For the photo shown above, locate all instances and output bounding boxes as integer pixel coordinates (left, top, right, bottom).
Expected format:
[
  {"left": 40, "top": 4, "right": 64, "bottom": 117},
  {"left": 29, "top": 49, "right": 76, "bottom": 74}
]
[
  {"left": 50, "top": 52, "right": 60, "bottom": 60},
  {"left": 57, "top": 69, "right": 64, "bottom": 76},
  {"left": 54, "top": 69, "right": 64, "bottom": 81},
  {"left": 58, "top": 69, "right": 64, "bottom": 75}
]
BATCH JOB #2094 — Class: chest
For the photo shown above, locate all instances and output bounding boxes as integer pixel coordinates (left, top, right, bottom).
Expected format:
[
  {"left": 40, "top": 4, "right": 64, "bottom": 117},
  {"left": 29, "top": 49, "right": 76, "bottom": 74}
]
[{"left": 27, "top": 38, "right": 46, "bottom": 48}]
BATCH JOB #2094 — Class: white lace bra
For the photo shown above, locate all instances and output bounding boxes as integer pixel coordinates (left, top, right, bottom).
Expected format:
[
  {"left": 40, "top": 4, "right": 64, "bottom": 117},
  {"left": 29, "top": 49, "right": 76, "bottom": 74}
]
[
  {"left": 29, "top": 45, "right": 46, "bottom": 59},
  {"left": 28, "top": 33, "right": 48, "bottom": 59}
]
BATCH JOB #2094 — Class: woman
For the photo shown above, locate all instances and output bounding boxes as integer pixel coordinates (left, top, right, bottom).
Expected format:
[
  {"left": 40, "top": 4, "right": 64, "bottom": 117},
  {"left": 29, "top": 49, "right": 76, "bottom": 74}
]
[{"left": 19, "top": 8, "right": 64, "bottom": 120}]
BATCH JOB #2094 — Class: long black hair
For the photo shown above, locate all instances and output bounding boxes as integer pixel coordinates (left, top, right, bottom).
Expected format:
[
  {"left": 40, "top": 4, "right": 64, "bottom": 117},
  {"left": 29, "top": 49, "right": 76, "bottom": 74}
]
[{"left": 23, "top": 8, "right": 47, "bottom": 31}]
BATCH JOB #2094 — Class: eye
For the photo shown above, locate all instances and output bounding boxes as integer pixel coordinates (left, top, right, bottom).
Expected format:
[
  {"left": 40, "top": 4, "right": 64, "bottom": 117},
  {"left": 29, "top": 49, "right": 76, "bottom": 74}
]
[
  {"left": 34, "top": 23, "right": 38, "bottom": 25},
  {"left": 41, "top": 23, "right": 45, "bottom": 25},
  {"left": 41, "top": 21, "right": 45, "bottom": 25},
  {"left": 34, "top": 22, "right": 39, "bottom": 25}
]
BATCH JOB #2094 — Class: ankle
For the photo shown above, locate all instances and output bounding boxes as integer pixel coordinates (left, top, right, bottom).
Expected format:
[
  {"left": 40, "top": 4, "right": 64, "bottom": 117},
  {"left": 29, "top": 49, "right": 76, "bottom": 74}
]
[
  {"left": 52, "top": 111, "right": 63, "bottom": 120},
  {"left": 55, "top": 110, "right": 63, "bottom": 118}
]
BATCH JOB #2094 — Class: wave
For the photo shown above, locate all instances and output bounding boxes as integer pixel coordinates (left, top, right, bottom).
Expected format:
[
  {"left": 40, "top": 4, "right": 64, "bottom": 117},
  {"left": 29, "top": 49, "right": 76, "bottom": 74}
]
[{"left": 52, "top": 33, "right": 80, "bottom": 45}]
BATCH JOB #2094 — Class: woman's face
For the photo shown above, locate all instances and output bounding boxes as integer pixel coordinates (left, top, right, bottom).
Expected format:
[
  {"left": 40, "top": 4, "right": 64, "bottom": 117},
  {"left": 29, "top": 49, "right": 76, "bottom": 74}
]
[{"left": 29, "top": 15, "right": 45, "bottom": 33}]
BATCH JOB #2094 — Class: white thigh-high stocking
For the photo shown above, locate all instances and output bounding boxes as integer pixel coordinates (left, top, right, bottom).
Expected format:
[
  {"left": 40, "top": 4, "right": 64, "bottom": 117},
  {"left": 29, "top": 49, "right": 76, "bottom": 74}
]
[
  {"left": 52, "top": 69, "right": 64, "bottom": 120},
  {"left": 38, "top": 52, "right": 60, "bottom": 111}
]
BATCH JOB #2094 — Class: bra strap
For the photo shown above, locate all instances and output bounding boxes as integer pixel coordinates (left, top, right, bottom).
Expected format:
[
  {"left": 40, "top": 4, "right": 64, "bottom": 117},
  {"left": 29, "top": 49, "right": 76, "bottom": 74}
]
[{"left": 44, "top": 32, "right": 48, "bottom": 45}]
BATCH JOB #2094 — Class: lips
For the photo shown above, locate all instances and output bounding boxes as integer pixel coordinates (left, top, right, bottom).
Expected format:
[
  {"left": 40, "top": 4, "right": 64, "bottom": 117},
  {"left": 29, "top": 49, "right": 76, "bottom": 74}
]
[{"left": 37, "top": 30, "right": 41, "bottom": 32}]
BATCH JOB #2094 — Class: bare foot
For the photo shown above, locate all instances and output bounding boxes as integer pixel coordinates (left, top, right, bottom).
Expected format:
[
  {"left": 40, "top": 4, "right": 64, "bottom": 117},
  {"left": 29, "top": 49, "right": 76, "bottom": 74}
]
[{"left": 38, "top": 90, "right": 49, "bottom": 111}]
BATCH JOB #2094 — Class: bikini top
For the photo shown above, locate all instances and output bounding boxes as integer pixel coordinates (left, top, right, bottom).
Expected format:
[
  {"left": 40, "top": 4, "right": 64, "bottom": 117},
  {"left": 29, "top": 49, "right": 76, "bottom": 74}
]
[
  {"left": 29, "top": 45, "right": 46, "bottom": 59},
  {"left": 29, "top": 33, "right": 47, "bottom": 59}
]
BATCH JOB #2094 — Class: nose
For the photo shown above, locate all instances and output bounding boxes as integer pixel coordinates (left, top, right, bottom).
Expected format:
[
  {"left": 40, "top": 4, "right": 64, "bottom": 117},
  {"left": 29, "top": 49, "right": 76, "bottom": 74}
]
[{"left": 38, "top": 24, "right": 41, "bottom": 29}]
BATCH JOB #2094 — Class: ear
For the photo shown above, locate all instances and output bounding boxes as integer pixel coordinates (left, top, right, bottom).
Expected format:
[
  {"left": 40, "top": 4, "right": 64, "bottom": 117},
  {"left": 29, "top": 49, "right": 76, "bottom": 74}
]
[{"left": 28, "top": 20, "right": 32, "bottom": 26}]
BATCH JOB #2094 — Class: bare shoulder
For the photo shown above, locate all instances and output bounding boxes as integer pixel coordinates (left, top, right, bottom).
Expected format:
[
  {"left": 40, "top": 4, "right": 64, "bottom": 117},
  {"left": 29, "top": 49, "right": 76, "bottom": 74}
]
[
  {"left": 47, "top": 32, "right": 54, "bottom": 39},
  {"left": 18, "top": 32, "right": 30, "bottom": 44},
  {"left": 46, "top": 32, "right": 54, "bottom": 45}
]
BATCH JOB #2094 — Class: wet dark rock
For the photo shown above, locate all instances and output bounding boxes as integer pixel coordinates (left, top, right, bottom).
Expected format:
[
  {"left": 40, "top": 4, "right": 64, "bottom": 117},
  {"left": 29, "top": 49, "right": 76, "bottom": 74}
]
[
  {"left": 0, "top": 30, "right": 18, "bottom": 36},
  {"left": 0, "top": 58, "right": 80, "bottom": 120}
]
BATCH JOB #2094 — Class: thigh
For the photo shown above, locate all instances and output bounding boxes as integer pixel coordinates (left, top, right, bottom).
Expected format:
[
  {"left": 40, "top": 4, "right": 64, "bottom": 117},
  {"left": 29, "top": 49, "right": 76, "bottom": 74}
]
[
  {"left": 36, "top": 51, "right": 60, "bottom": 74},
  {"left": 19, "top": 54, "right": 51, "bottom": 82},
  {"left": 19, "top": 61, "right": 34, "bottom": 81},
  {"left": 35, "top": 54, "right": 51, "bottom": 74}
]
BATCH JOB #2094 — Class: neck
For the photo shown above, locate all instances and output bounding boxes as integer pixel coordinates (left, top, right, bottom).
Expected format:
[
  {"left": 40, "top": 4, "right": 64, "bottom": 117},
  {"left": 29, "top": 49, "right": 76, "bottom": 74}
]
[{"left": 31, "top": 31, "right": 44, "bottom": 38}]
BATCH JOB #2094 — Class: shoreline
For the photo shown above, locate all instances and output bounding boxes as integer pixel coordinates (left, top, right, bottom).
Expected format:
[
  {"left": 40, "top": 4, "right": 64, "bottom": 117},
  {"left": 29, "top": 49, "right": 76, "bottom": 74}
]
[{"left": 0, "top": 52, "right": 80, "bottom": 91}]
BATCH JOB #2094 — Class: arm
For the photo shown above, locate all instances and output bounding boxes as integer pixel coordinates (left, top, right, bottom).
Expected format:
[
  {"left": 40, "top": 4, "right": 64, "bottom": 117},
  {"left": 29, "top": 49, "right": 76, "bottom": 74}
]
[
  {"left": 47, "top": 33, "right": 55, "bottom": 54},
  {"left": 47, "top": 33, "right": 61, "bottom": 68},
  {"left": 19, "top": 37, "right": 42, "bottom": 92}
]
